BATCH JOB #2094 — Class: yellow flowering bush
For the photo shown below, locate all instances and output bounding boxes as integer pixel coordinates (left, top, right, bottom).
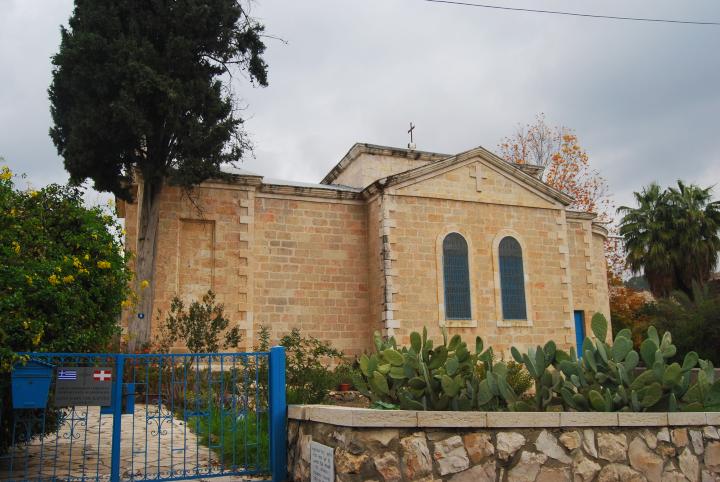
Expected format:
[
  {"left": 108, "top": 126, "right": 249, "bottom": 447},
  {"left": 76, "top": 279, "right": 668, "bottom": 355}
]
[{"left": 0, "top": 165, "right": 131, "bottom": 366}]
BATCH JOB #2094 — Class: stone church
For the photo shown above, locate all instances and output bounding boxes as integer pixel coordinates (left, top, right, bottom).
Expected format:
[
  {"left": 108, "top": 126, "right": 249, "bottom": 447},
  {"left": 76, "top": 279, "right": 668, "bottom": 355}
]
[{"left": 117, "top": 143, "right": 610, "bottom": 356}]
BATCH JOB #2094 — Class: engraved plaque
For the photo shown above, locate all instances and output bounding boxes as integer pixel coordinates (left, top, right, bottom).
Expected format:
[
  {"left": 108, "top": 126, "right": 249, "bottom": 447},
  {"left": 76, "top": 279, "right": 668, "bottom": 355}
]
[{"left": 310, "top": 441, "right": 334, "bottom": 482}]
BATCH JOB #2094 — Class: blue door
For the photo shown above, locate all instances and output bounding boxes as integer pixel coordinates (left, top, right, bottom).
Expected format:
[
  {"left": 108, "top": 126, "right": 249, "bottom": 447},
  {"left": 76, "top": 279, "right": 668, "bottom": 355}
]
[{"left": 574, "top": 311, "right": 585, "bottom": 355}]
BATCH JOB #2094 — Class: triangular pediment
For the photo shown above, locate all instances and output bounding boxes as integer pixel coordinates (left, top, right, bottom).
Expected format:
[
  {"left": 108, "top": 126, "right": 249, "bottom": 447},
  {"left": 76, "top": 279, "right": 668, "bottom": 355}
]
[{"left": 371, "top": 146, "right": 572, "bottom": 209}]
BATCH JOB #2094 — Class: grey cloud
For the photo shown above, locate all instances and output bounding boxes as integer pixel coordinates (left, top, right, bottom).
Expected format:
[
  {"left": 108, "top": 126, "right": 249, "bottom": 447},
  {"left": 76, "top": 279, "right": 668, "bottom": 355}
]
[{"left": 1, "top": 0, "right": 718, "bottom": 210}]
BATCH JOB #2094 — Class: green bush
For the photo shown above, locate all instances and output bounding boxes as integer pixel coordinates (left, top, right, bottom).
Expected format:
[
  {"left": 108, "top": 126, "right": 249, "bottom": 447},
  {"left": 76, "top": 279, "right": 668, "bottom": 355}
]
[
  {"left": 156, "top": 290, "right": 242, "bottom": 353},
  {"left": 0, "top": 166, "right": 131, "bottom": 365},
  {"left": 551, "top": 313, "right": 719, "bottom": 412},
  {"left": 188, "top": 408, "right": 269, "bottom": 470},
  {"left": 644, "top": 284, "right": 720, "bottom": 365},
  {"left": 0, "top": 164, "right": 131, "bottom": 452},
  {"left": 256, "top": 326, "right": 344, "bottom": 404}
]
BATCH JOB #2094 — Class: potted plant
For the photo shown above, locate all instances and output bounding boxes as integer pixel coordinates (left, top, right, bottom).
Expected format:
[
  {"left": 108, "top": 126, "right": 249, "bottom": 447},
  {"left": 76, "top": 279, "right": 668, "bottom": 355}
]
[{"left": 335, "top": 362, "right": 354, "bottom": 392}]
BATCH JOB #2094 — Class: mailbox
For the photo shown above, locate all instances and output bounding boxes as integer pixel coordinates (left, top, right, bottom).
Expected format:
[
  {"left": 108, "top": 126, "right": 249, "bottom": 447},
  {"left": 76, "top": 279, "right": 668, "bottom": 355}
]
[{"left": 11, "top": 359, "right": 54, "bottom": 409}]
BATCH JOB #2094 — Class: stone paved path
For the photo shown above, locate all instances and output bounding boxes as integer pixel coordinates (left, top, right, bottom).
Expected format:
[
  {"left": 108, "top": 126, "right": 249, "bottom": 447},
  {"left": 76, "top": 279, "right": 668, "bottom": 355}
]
[{"left": 0, "top": 405, "right": 267, "bottom": 481}]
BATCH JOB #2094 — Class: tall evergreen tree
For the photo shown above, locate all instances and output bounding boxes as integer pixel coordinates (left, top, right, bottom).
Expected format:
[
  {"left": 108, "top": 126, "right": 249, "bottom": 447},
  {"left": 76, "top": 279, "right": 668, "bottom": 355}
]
[{"left": 49, "top": 0, "right": 268, "bottom": 348}]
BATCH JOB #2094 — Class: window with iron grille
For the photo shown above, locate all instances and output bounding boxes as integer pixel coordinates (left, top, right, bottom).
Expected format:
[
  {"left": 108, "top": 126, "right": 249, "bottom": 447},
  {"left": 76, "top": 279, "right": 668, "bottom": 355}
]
[
  {"left": 499, "top": 236, "right": 527, "bottom": 320},
  {"left": 443, "top": 233, "right": 471, "bottom": 320}
]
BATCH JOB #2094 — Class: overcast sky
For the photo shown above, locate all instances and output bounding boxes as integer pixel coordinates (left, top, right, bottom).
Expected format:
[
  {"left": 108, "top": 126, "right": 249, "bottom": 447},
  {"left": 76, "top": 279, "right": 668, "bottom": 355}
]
[{"left": 1, "top": 0, "right": 718, "bottom": 209}]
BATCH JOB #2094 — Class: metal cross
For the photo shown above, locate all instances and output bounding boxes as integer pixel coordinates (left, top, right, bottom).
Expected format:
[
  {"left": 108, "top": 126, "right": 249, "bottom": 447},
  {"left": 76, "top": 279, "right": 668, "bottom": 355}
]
[{"left": 408, "top": 122, "right": 415, "bottom": 144}]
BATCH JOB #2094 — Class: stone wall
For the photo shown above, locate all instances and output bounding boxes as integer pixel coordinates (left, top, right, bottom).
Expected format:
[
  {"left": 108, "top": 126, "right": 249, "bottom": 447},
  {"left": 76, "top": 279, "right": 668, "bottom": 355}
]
[
  {"left": 384, "top": 192, "right": 575, "bottom": 352},
  {"left": 117, "top": 146, "right": 612, "bottom": 356},
  {"left": 252, "top": 194, "right": 372, "bottom": 355},
  {"left": 288, "top": 405, "right": 720, "bottom": 482},
  {"left": 120, "top": 182, "right": 257, "bottom": 346}
]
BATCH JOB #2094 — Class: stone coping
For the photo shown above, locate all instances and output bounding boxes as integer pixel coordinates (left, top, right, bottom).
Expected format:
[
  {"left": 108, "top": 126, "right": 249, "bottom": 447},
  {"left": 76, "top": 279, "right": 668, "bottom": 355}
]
[{"left": 288, "top": 405, "right": 720, "bottom": 428}]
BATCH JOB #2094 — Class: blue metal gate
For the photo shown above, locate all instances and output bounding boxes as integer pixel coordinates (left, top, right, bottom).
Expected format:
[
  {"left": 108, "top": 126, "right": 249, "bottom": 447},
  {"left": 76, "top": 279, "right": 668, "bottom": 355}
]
[{"left": 0, "top": 347, "right": 286, "bottom": 482}]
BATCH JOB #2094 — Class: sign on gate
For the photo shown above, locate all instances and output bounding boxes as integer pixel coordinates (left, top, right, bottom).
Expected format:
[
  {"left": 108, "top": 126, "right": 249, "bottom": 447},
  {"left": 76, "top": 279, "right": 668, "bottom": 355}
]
[{"left": 54, "top": 366, "right": 113, "bottom": 406}]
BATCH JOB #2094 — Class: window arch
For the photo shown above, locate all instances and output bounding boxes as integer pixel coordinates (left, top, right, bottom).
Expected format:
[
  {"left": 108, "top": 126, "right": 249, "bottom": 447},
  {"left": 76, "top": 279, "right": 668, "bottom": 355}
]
[
  {"left": 499, "top": 236, "right": 527, "bottom": 320},
  {"left": 443, "top": 233, "right": 471, "bottom": 320}
]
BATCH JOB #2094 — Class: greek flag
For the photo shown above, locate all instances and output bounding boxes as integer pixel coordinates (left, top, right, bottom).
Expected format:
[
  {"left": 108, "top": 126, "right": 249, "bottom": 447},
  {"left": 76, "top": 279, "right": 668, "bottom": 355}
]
[{"left": 57, "top": 369, "right": 77, "bottom": 380}]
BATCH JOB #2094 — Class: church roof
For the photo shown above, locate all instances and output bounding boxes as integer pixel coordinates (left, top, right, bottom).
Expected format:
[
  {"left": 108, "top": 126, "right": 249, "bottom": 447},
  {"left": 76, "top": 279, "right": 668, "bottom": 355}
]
[
  {"left": 216, "top": 142, "right": 573, "bottom": 206},
  {"left": 321, "top": 143, "right": 452, "bottom": 185},
  {"left": 362, "top": 145, "right": 575, "bottom": 206},
  {"left": 263, "top": 178, "right": 361, "bottom": 192}
]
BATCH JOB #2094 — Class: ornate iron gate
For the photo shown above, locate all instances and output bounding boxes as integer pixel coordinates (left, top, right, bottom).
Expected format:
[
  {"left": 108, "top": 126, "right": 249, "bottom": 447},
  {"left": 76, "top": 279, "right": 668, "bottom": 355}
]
[{"left": 0, "top": 348, "right": 286, "bottom": 482}]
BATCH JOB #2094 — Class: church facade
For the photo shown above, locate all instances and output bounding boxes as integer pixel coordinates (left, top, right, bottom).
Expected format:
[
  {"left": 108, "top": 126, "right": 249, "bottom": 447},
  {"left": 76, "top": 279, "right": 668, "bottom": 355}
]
[{"left": 117, "top": 143, "right": 610, "bottom": 355}]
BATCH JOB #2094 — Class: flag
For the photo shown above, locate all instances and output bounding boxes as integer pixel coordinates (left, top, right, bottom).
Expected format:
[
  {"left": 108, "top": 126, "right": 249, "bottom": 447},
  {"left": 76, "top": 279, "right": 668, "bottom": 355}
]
[
  {"left": 92, "top": 370, "right": 112, "bottom": 382},
  {"left": 58, "top": 369, "right": 77, "bottom": 380}
]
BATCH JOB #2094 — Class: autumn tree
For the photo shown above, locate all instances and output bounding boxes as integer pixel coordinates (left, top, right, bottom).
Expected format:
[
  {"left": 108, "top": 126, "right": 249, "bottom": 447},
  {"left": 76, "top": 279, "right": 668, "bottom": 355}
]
[
  {"left": 49, "top": 0, "right": 268, "bottom": 349},
  {"left": 498, "top": 114, "right": 622, "bottom": 278},
  {"left": 608, "top": 273, "right": 652, "bottom": 349},
  {"left": 498, "top": 113, "right": 611, "bottom": 217}
]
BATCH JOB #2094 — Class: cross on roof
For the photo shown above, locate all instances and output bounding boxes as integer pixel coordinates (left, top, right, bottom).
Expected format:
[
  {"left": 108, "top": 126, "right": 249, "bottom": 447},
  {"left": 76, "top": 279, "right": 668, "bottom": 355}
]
[{"left": 408, "top": 122, "right": 415, "bottom": 144}]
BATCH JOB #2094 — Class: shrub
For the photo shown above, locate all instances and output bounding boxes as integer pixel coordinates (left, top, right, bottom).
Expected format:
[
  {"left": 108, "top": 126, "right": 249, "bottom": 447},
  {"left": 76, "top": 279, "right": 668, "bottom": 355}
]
[
  {"left": 279, "top": 329, "right": 344, "bottom": 404},
  {"left": 156, "top": 290, "right": 242, "bottom": 353},
  {"left": 256, "top": 326, "right": 345, "bottom": 404},
  {"left": 609, "top": 275, "right": 654, "bottom": 350},
  {"left": 0, "top": 164, "right": 131, "bottom": 452},
  {"left": 645, "top": 284, "right": 720, "bottom": 365},
  {"left": 0, "top": 167, "right": 131, "bottom": 365}
]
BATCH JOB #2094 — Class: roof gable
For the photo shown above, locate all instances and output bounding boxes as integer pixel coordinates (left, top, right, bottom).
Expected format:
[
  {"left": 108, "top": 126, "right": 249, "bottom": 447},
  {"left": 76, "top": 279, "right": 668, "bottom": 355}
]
[
  {"left": 364, "top": 146, "right": 573, "bottom": 208},
  {"left": 321, "top": 143, "right": 451, "bottom": 187}
]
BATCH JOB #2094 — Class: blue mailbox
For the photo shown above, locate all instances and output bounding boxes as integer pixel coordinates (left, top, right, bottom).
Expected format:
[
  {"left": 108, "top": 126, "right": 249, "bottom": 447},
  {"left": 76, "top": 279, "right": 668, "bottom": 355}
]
[{"left": 11, "top": 359, "right": 54, "bottom": 409}]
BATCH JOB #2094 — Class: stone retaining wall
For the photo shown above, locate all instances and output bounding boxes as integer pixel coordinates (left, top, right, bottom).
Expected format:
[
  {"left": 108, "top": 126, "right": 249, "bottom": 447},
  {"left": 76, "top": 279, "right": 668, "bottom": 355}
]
[{"left": 287, "top": 405, "right": 720, "bottom": 481}]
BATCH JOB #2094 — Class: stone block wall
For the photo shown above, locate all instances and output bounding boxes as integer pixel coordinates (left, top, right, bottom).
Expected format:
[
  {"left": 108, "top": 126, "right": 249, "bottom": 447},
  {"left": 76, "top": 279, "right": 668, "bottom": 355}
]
[
  {"left": 118, "top": 149, "right": 612, "bottom": 356},
  {"left": 386, "top": 193, "right": 575, "bottom": 353},
  {"left": 120, "top": 182, "right": 256, "bottom": 347},
  {"left": 253, "top": 195, "right": 372, "bottom": 355},
  {"left": 288, "top": 406, "right": 720, "bottom": 481}
]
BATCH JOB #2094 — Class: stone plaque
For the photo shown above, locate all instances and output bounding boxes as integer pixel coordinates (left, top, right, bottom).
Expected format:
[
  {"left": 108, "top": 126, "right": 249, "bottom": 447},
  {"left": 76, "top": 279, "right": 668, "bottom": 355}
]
[
  {"left": 54, "top": 367, "right": 113, "bottom": 407},
  {"left": 310, "top": 441, "right": 334, "bottom": 482}
]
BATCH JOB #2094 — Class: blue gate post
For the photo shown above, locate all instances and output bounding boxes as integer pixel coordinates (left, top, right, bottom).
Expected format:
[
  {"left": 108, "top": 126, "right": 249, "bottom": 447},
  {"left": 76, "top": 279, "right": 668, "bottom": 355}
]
[
  {"left": 110, "top": 354, "right": 125, "bottom": 482},
  {"left": 269, "top": 346, "right": 287, "bottom": 482}
]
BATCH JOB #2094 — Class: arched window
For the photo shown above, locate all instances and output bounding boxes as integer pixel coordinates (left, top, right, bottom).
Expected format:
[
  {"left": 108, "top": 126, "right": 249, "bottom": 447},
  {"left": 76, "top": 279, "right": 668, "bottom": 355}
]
[
  {"left": 499, "top": 236, "right": 527, "bottom": 320},
  {"left": 443, "top": 233, "right": 471, "bottom": 320}
]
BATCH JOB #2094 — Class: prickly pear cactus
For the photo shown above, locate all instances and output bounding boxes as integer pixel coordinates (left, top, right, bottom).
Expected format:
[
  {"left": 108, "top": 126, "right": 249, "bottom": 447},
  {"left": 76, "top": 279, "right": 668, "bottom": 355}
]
[
  {"left": 553, "top": 313, "right": 714, "bottom": 412},
  {"left": 510, "top": 341, "right": 564, "bottom": 411},
  {"left": 354, "top": 327, "right": 520, "bottom": 410},
  {"left": 355, "top": 313, "right": 719, "bottom": 413}
]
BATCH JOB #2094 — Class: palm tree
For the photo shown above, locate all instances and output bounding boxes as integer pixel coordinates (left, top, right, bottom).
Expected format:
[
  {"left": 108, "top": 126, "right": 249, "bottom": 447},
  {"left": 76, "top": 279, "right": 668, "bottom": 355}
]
[
  {"left": 618, "top": 181, "right": 720, "bottom": 299},
  {"left": 618, "top": 183, "right": 675, "bottom": 297},
  {"left": 666, "top": 181, "right": 720, "bottom": 295}
]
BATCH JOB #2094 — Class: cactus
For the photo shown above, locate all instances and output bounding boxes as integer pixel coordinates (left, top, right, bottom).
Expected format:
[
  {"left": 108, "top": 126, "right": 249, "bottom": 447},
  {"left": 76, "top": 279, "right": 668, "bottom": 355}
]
[
  {"left": 356, "top": 314, "right": 719, "bottom": 413},
  {"left": 511, "top": 341, "right": 564, "bottom": 411},
  {"left": 552, "top": 313, "right": 707, "bottom": 412},
  {"left": 354, "top": 327, "right": 519, "bottom": 411}
]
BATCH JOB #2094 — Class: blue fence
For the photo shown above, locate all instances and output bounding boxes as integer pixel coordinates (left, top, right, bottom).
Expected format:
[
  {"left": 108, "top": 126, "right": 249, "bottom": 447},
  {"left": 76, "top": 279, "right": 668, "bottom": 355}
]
[{"left": 0, "top": 348, "right": 287, "bottom": 482}]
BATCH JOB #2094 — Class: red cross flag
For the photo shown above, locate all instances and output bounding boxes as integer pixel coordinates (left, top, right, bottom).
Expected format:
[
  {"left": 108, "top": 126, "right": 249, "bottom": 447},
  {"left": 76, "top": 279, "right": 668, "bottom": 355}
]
[{"left": 93, "top": 370, "right": 112, "bottom": 382}]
